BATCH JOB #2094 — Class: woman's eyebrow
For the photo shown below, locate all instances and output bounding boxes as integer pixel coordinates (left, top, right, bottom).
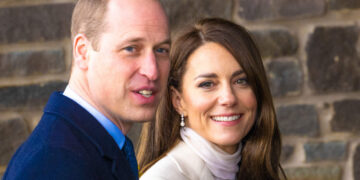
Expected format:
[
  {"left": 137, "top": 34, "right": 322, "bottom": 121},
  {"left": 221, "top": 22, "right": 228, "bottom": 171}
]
[
  {"left": 194, "top": 73, "right": 217, "bottom": 80},
  {"left": 231, "top": 70, "right": 245, "bottom": 79}
]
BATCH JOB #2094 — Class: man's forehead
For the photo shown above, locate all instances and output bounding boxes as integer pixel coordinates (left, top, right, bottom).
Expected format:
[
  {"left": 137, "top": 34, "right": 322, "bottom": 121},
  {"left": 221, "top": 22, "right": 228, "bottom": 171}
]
[
  {"left": 104, "top": 0, "right": 168, "bottom": 30},
  {"left": 106, "top": 0, "right": 166, "bottom": 20}
]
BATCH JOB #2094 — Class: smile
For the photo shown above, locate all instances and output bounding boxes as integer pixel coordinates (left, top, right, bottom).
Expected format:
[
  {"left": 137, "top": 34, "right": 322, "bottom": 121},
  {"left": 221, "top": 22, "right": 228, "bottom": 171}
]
[
  {"left": 211, "top": 115, "right": 241, "bottom": 122},
  {"left": 138, "top": 90, "right": 153, "bottom": 98}
]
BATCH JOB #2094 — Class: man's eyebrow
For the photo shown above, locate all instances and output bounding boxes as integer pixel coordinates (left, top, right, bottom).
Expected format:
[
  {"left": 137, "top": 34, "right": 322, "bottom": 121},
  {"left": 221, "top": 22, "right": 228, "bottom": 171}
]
[
  {"left": 116, "top": 38, "right": 170, "bottom": 48},
  {"left": 156, "top": 39, "right": 171, "bottom": 46},
  {"left": 125, "top": 37, "right": 145, "bottom": 43},
  {"left": 115, "top": 37, "right": 144, "bottom": 49},
  {"left": 194, "top": 73, "right": 217, "bottom": 80}
]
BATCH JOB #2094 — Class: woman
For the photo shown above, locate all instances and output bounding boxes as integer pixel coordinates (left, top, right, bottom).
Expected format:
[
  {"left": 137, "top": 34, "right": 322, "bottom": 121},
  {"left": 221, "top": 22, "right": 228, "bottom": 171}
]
[{"left": 137, "top": 18, "right": 285, "bottom": 180}]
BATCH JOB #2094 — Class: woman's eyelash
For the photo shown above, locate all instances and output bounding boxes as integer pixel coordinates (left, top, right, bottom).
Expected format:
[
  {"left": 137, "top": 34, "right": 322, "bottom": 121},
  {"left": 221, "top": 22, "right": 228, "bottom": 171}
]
[
  {"left": 235, "top": 78, "right": 248, "bottom": 85},
  {"left": 198, "top": 81, "right": 214, "bottom": 88}
]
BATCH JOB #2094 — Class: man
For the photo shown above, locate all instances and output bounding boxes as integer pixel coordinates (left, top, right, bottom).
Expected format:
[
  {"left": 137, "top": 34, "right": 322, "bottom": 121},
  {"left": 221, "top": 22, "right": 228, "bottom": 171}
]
[{"left": 3, "top": 0, "right": 170, "bottom": 179}]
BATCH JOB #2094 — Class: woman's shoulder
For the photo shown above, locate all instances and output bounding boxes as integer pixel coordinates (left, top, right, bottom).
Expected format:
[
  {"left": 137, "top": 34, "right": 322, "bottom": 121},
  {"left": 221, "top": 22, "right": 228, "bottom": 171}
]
[
  {"left": 140, "top": 141, "right": 214, "bottom": 180},
  {"left": 140, "top": 142, "right": 188, "bottom": 180}
]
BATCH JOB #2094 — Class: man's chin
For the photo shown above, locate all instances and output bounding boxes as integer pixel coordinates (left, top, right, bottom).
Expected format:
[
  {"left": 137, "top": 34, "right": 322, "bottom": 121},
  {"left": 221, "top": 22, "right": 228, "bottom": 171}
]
[
  {"left": 123, "top": 111, "right": 156, "bottom": 123},
  {"left": 129, "top": 116, "right": 155, "bottom": 123}
]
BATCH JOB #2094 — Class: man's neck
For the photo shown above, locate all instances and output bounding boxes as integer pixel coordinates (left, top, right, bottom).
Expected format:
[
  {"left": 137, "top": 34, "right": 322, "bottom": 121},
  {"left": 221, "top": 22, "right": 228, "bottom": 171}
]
[{"left": 67, "top": 78, "right": 132, "bottom": 134}]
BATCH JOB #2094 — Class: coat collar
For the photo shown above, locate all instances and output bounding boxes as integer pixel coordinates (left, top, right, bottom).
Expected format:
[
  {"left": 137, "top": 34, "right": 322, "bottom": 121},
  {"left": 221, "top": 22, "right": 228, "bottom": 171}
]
[
  {"left": 43, "top": 92, "right": 135, "bottom": 179},
  {"left": 168, "top": 141, "right": 215, "bottom": 180}
]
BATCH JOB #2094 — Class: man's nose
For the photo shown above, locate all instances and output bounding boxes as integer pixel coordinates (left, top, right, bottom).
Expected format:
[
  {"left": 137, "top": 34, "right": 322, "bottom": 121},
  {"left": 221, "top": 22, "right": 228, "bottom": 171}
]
[{"left": 139, "top": 51, "right": 159, "bottom": 81}]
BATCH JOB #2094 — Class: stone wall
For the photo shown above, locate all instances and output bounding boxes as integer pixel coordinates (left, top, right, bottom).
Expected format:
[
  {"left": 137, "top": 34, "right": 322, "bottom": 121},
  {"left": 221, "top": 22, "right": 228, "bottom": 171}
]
[{"left": 0, "top": 0, "right": 359, "bottom": 179}]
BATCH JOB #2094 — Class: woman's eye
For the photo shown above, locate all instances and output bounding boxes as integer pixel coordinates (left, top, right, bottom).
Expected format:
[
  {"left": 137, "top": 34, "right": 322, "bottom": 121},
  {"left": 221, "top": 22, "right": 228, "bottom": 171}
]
[
  {"left": 235, "top": 78, "right": 248, "bottom": 85},
  {"left": 199, "top": 81, "right": 214, "bottom": 88}
]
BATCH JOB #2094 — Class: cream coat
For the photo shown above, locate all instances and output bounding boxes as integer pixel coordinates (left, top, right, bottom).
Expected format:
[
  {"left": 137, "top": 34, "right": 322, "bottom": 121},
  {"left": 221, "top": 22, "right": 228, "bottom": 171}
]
[{"left": 140, "top": 141, "right": 215, "bottom": 180}]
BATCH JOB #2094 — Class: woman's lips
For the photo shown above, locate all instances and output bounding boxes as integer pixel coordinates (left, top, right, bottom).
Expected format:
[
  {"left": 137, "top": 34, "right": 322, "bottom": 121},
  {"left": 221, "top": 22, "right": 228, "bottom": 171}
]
[
  {"left": 211, "top": 114, "right": 243, "bottom": 126},
  {"left": 211, "top": 114, "right": 242, "bottom": 122}
]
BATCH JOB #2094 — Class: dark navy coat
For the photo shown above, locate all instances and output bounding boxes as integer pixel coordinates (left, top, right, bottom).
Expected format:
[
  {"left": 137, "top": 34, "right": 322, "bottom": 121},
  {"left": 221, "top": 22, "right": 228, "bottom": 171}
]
[{"left": 4, "top": 92, "right": 137, "bottom": 180}]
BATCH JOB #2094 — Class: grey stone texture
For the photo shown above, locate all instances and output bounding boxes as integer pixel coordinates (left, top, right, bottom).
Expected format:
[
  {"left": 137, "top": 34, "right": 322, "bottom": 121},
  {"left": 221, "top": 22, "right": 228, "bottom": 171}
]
[
  {"left": 331, "top": 99, "right": 360, "bottom": 133},
  {"left": 277, "top": 104, "right": 319, "bottom": 136},
  {"left": 0, "top": 49, "right": 66, "bottom": 77},
  {"left": 285, "top": 166, "right": 342, "bottom": 180},
  {"left": 251, "top": 29, "right": 298, "bottom": 58},
  {"left": 304, "top": 141, "right": 347, "bottom": 162},
  {"left": 0, "top": 0, "right": 46, "bottom": 6},
  {"left": 159, "top": 0, "right": 233, "bottom": 34},
  {"left": 281, "top": 145, "right": 294, "bottom": 162},
  {"left": 0, "top": 1, "right": 359, "bottom": 180},
  {"left": 329, "top": 0, "right": 360, "bottom": 10},
  {"left": 0, "top": 116, "right": 29, "bottom": 165},
  {"left": 0, "top": 3, "right": 74, "bottom": 44},
  {"left": 0, "top": 81, "right": 67, "bottom": 109},
  {"left": 306, "top": 26, "right": 360, "bottom": 93},
  {"left": 354, "top": 144, "right": 360, "bottom": 180},
  {"left": 237, "top": 0, "right": 326, "bottom": 21},
  {"left": 266, "top": 58, "right": 303, "bottom": 97}
]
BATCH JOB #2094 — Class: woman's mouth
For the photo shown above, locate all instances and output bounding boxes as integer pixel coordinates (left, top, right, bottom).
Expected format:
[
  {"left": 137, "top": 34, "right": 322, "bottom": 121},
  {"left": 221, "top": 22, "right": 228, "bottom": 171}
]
[{"left": 211, "top": 114, "right": 242, "bottom": 122}]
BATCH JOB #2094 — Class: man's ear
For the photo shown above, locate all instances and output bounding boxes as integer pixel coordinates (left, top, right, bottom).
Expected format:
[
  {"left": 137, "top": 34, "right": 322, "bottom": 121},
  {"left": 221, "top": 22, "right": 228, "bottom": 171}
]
[
  {"left": 73, "top": 34, "right": 91, "bottom": 70},
  {"left": 171, "top": 86, "right": 187, "bottom": 116}
]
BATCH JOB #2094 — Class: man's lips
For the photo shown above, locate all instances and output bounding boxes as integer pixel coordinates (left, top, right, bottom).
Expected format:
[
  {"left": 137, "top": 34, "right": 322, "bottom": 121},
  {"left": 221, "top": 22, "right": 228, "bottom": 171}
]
[
  {"left": 138, "top": 90, "right": 153, "bottom": 98},
  {"left": 133, "top": 86, "right": 158, "bottom": 98}
]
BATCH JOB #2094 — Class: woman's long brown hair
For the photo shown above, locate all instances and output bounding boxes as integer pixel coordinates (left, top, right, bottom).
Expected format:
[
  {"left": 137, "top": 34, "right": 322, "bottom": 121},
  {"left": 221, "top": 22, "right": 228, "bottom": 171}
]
[{"left": 137, "top": 18, "right": 286, "bottom": 180}]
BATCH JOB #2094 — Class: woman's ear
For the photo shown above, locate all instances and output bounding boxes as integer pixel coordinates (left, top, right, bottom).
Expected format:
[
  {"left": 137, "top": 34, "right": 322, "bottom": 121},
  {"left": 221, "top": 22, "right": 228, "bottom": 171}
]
[{"left": 170, "top": 86, "right": 187, "bottom": 116}]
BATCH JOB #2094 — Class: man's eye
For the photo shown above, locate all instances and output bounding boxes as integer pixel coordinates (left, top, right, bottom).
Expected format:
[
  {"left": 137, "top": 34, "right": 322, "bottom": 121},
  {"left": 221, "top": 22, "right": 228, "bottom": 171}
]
[
  {"left": 155, "top": 48, "right": 169, "bottom": 53},
  {"left": 198, "top": 81, "right": 214, "bottom": 88},
  {"left": 124, "top": 46, "right": 135, "bottom": 52}
]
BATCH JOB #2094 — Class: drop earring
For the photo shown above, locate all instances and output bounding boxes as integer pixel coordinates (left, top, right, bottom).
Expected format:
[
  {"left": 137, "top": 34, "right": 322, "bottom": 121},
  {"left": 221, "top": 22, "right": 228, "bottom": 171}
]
[{"left": 180, "top": 114, "right": 185, "bottom": 127}]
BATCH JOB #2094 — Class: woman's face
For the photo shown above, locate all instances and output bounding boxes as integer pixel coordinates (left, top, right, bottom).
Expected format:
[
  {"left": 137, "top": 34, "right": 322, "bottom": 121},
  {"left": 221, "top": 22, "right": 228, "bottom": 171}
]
[{"left": 172, "top": 42, "right": 257, "bottom": 154}]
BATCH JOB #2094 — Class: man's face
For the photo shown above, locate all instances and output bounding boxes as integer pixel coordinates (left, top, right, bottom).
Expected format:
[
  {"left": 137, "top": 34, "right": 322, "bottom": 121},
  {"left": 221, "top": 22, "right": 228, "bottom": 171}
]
[{"left": 86, "top": 0, "right": 170, "bottom": 127}]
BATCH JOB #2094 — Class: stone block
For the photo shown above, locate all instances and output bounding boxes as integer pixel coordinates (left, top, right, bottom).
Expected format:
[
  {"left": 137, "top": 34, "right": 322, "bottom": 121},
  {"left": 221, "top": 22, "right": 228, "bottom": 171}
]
[
  {"left": 331, "top": 99, "right": 360, "bottom": 133},
  {"left": 284, "top": 166, "right": 342, "bottom": 180},
  {"left": 281, "top": 145, "right": 294, "bottom": 162},
  {"left": 237, "top": 0, "right": 325, "bottom": 21},
  {"left": 329, "top": 0, "right": 360, "bottom": 11},
  {"left": 251, "top": 29, "right": 298, "bottom": 58},
  {"left": 354, "top": 144, "right": 360, "bottom": 180},
  {"left": 0, "top": 116, "right": 29, "bottom": 165},
  {"left": 0, "top": 49, "right": 65, "bottom": 77},
  {"left": 266, "top": 58, "right": 303, "bottom": 97},
  {"left": 304, "top": 141, "right": 347, "bottom": 162},
  {"left": 0, "top": 81, "right": 67, "bottom": 109},
  {"left": 306, "top": 26, "right": 360, "bottom": 93},
  {"left": 277, "top": 104, "right": 319, "bottom": 137},
  {"left": 0, "top": 0, "right": 45, "bottom": 7},
  {"left": 0, "top": 3, "right": 74, "bottom": 44},
  {"left": 159, "top": 0, "right": 233, "bottom": 33}
]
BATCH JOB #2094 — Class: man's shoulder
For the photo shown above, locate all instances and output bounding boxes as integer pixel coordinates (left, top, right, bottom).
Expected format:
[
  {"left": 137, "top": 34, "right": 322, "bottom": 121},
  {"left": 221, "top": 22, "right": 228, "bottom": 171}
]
[
  {"left": 3, "top": 144, "right": 108, "bottom": 180},
  {"left": 3, "top": 92, "right": 106, "bottom": 179},
  {"left": 4, "top": 92, "right": 137, "bottom": 180}
]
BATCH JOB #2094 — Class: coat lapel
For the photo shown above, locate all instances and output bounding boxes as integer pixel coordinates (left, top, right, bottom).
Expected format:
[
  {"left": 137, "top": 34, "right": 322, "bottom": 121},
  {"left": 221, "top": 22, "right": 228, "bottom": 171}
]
[{"left": 44, "top": 92, "right": 137, "bottom": 180}]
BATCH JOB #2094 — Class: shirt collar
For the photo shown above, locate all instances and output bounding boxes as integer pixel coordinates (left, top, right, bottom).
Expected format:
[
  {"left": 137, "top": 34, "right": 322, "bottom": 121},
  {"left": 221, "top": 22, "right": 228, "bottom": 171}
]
[{"left": 63, "top": 86, "right": 125, "bottom": 150}]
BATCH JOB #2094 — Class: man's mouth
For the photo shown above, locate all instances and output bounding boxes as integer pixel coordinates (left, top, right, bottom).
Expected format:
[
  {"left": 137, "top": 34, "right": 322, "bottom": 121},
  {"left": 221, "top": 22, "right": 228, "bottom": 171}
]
[
  {"left": 211, "top": 114, "right": 242, "bottom": 122},
  {"left": 138, "top": 90, "right": 153, "bottom": 98}
]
